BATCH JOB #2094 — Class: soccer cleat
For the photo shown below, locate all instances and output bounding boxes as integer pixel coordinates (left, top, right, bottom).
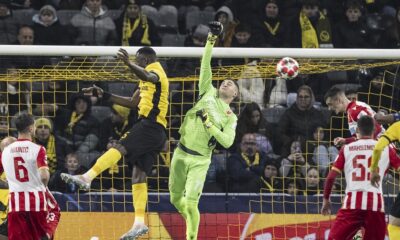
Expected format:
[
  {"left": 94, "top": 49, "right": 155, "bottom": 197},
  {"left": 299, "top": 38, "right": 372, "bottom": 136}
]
[
  {"left": 60, "top": 173, "right": 90, "bottom": 191},
  {"left": 119, "top": 225, "right": 149, "bottom": 240}
]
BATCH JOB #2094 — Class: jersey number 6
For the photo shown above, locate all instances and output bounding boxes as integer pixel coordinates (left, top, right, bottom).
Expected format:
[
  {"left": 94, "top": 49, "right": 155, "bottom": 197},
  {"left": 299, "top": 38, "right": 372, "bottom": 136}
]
[{"left": 14, "top": 156, "right": 29, "bottom": 182}]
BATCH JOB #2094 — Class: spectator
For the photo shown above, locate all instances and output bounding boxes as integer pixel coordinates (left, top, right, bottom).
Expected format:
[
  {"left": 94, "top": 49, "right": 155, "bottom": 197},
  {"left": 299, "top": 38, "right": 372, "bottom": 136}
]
[
  {"left": 221, "top": 23, "right": 260, "bottom": 65},
  {"left": 235, "top": 102, "right": 273, "bottom": 154},
  {"left": 303, "top": 166, "right": 321, "bottom": 195},
  {"left": 15, "top": 25, "right": 34, "bottom": 45},
  {"left": 98, "top": 104, "right": 132, "bottom": 152},
  {"left": 378, "top": 7, "right": 400, "bottom": 48},
  {"left": 237, "top": 64, "right": 265, "bottom": 107},
  {"left": 34, "top": 117, "right": 72, "bottom": 174},
  {"left": 0, "top": 67, "right": 30, "bottom": 116},
  {"left": 214, "top": 5, "right": 238, "bottom": 47},
  {"left": 168, "top": 24, "right": 209, "bottom": 77},
  {"left": 227, "top": 133, "right": 268, "bottom": 192},
  {"left": 285, "top": 178, "right": 303, "bottom": 195},
  {"left": 278, "top": 85, "right": 327, "bottom": 156},
  {"left": 49, "top": 152, "right": 88, "bottom": 193},
  {"left": 334, "top": 1, "right": 373, "bottom": 48},
  {"left": 308, "top": 125, "right": 338, "bottom": 175},
  {"left": 115, "top": 0, "right": 161, "bottom": 46},
  {"left": 286, "top": 0, "right": 333, "bottom": 48},
  {"left": 70, "top": 0, "right": 117, "bottom": 45},
  {"left": 0, "top": 0, "right": 18, "bottom": 44},
  {"left": 32, "top": 5, "right": 72, "bottom": 45},
  {"left": 253, "top": 0, "right": 287, "bottom": 47},
  {"left": 55, "top": 94, "right": 100, "bottom": 164},
  {"left": 267, "top": 77, "right": 288, "bottom": 108},
  {"left": 261, "top": 160, "right": 282, "bottom": 193},
  {"left": 31, "top": 81, "right": 70, "bottom": 119},
  {"left": 280, "top": 137, "right": 307, "bottom": 178}
]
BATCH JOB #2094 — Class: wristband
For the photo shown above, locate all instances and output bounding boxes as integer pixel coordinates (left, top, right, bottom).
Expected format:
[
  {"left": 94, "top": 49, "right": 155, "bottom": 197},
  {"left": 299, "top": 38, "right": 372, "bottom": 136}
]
[{"left": 394, "top": 112, "right": 400, "bottom": 122}]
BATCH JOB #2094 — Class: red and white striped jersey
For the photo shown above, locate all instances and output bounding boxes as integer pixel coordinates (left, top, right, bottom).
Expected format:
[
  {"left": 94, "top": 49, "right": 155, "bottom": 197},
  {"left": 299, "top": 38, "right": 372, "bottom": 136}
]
[
  {"left": 333, "top": 138, "right": 400, "bottom": 212},
  {"left": 0, "top": 139, "right": 48, "bottom": 212},
  {"left": 347, "top": 101, "right": 384, "bottom": 138}
]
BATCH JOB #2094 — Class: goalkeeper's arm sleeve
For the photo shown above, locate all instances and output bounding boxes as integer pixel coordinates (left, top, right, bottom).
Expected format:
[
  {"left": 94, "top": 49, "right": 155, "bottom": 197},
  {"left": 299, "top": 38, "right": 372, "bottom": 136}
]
[
  {"left": 207, "top": 116, "right": 237, "bottom": 149},
  {"left": 198, "top": 34, "right": 216, "bottom": 96}
]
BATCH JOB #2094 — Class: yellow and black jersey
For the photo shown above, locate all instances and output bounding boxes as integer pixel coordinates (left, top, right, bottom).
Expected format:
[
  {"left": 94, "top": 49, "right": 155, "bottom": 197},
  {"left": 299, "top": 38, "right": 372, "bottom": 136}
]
[{"left": 138, "top": 62, "right": 169, "bottom": 128}]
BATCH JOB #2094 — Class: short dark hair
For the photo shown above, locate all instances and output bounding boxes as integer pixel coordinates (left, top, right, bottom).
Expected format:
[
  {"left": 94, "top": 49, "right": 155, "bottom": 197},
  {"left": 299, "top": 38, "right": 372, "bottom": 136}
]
[
  {"left": 15, "top": 112, "right": 34, "bottom": 134},
  {"left": 357, "top": 115, "right": 375, "bottom": 136},
  {"left": 302, "top": 0, "right": 320, "bottom": 7},
  {"left": 137, "top": 47, "right": 156, "bottom": 57},
  {"left": 324, "top": 87, "right": 344, "bottom": 102}
]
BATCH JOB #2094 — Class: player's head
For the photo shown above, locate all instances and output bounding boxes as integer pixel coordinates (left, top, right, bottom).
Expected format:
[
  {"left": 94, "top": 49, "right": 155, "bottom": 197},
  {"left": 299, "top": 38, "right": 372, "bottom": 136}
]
[
  {"left": 324, "top": 87, "right": 348, "bottom": 114},
  {"left": 136, "top": 47, "right": 156, "bottom": 68},
  {"left": 218, "top": 79, "right": 239, "bottom": 103},
  {"left": 356, "top": 115, "right": 375, "bottom": 137},
  {"left": 0, "top": 136, "right": 17, "bottom": 151},
  {"left": 15, "top": 112, "right": 35, "bottom": 137}
]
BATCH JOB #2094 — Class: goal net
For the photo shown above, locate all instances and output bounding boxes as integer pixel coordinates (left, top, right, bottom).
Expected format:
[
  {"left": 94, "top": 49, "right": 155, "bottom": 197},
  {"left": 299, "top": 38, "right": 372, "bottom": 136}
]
[{"left": 0, "top": 45, "right": 399, "bottom": 240}]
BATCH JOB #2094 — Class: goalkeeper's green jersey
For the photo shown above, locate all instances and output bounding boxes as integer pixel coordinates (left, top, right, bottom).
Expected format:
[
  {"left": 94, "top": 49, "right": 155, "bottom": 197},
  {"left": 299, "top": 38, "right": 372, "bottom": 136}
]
[{"left": 178, "top": 37, "right": 237, "bottom": 157}]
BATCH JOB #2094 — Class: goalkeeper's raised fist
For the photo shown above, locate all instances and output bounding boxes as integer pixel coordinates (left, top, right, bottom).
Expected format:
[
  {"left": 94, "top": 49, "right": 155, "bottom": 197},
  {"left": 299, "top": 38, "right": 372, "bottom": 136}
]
[{"left": 208, "top": 21, "right": 223, "bottom": 36}]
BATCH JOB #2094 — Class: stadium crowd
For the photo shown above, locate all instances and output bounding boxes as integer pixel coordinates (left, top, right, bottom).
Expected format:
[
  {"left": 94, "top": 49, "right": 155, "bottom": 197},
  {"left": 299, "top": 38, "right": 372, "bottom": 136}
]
[{"left": 1, "top": 0, "right": 400, "bottom": 195}]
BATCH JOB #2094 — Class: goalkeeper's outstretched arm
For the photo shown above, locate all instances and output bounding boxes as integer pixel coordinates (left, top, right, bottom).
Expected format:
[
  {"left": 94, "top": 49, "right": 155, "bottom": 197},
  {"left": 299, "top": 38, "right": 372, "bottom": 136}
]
[{"left": 198, "top": 21, "right": 223, "bottom": 96}]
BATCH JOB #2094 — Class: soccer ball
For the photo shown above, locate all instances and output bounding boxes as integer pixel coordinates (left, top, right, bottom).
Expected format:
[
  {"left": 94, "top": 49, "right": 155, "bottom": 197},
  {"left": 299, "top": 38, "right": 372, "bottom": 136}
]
[{"left": 276, "top": 57, "right": 299, "bottom": 79}]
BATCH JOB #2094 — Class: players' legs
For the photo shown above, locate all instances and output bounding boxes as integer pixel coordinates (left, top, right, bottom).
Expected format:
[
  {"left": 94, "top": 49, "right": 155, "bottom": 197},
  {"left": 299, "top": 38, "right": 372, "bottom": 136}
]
[
  {"left": 328, "top": 209, "right": 364, "bottom": 240},
  {"left": 184, "top": 157, "right": 211, "bottom": 240},
  {"left": 131, "top": 165, "right": 148, "bottom": 227},
  {"left": 388, "top": 193, "right": 400, "bottom": 239},
  {"left": 169, "top": 148, "right": 189, "bottom": 219},
  {"left": 363, "top": 211, "right": 385, "bottom": 240}
]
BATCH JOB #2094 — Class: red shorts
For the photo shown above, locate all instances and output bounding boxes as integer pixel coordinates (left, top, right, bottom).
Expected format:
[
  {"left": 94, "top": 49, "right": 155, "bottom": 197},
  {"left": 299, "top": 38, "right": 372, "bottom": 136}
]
[
  {"left": 8, "top": 211, "right": 49, "bottom": 240},
  {"left": 329, "top": 209, "right": 386, "bottom": 240}
]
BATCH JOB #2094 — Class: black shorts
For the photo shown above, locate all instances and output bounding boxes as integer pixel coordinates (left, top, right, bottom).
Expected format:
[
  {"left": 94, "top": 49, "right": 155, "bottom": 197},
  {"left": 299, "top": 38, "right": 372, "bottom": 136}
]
[
  {"left": 0, "top": 218, "right": 7, "bottom": 236},
  {"left": 390, "top": 192, "right": 400, "bottom": 218},
  {"left": 120, "top": 119, "right": 166, "bottom": 175}
]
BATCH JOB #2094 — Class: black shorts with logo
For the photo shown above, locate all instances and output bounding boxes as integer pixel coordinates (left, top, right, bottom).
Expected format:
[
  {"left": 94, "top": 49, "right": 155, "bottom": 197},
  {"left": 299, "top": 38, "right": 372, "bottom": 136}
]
[
  {"left": 390, "top": 192, "right": 400, "bottom": 218},
  {"left": 119, "top": 118, "right": 166, "bottom": 175}
]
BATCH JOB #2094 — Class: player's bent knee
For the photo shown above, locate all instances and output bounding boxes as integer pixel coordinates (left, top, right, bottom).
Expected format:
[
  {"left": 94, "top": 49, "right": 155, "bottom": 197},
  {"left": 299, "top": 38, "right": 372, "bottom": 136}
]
[
  {"left": 170, "top": 192, "right": 183, "bottom": 205},
  {"left": 112, "top": 144, "right": 127, "bottom": 156}
]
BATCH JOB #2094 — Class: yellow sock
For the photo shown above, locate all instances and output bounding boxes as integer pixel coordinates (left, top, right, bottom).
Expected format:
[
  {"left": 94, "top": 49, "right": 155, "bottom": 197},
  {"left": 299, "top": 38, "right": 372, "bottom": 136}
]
[
  {"left": 388, "top": 224, "right": 400, "bottom": 239},
  {"left": 132, "top": 183, "right": 148, "bottom": 224},
  {"left": 85, "top": 148, "right": 122, "bottom": 180}
]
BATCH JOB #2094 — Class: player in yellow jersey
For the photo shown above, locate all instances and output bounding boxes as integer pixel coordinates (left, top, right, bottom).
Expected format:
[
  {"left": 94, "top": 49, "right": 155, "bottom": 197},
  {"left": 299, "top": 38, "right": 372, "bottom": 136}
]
[
  {"left": 370, "top": 120, "right": 400, "bottom": 240},
  {"left": 61, "top": 47, "right": 169, "bottom": 240}
]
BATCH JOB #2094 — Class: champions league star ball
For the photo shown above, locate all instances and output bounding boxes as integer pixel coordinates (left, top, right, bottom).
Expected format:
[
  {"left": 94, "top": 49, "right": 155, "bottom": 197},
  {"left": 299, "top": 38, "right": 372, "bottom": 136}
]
[{"left": 276, "top": 57, "right": 299, "bottom": 79}]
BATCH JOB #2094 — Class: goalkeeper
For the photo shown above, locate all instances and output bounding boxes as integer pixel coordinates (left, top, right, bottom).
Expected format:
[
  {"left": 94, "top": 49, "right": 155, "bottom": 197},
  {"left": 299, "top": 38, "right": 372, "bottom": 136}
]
[
  {"left": 370, "top": 121, "right": 400, "bottom": 240},
  {"left": 169, "top": 21, "right": 239, "bottom": 240}
]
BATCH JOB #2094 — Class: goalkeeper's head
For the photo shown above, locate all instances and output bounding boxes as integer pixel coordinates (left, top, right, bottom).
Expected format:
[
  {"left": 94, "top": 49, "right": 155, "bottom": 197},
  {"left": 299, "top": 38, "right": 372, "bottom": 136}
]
[{"left": 218, "top": 79, "right": 239, "bottom": 103}]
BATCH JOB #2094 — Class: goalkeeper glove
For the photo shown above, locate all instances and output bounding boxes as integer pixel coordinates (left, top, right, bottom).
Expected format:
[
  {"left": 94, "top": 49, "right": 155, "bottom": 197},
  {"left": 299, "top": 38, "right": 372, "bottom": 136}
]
[
  {"left": 196, "top": 109, "right": 213, "bottom": 128},
  {"left": 208, "top": 21, "right": 223, "bottom": 36}
]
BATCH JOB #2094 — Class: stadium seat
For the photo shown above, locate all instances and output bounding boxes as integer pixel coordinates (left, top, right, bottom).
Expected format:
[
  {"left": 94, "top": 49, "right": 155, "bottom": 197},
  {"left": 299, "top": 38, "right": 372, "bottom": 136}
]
[
  {"left": 262, "top": 107, "right": 286, "bottom": 124},
  {"left": 161, "top": 33, "right": 186, "bottom": 46},
  {"left": 13, "top": 9, "right": 37, "bottom": 25},
  {"left": 141, "top": 5, "right": 159, "bottom": 26},
  {"left": 57, "top": 10, "right": 79, "bottom": 25},
  {"left": 185, "top": 10, "right": 215, "bottom": 31},
  {"left": 91, "top": 106, "right": 112, "bottom": 123},
  {"left": 158, "top": 5, "right": 178, "bottom": 29}
]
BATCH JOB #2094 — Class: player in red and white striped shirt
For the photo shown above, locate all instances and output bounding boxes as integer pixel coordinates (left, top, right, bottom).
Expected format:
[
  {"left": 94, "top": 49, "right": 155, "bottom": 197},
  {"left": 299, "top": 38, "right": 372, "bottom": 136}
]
[
  {"left": 325, "top": 87, "right": 384, "bottom": 146},
  {"left": 0, "top": 113, "right": 60, "bottom": 240},
  {"left": 321, "top": 115, "right": 400, "bottom": 240}
]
